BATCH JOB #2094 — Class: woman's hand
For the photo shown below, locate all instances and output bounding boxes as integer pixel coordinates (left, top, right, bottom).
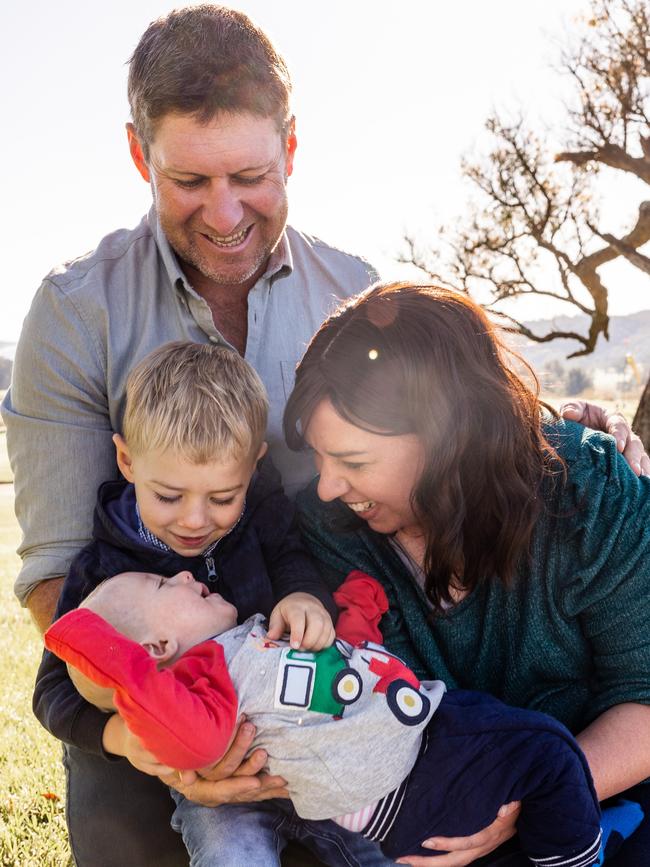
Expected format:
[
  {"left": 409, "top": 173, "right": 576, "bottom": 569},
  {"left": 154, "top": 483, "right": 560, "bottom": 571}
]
[
  {"left": 267, "top": 592, "right": 336, "bottom": 650},
  {"left": 395, "top": 802, "right": 521, "bottom": 866},
  {"left": 161, "top": 719, "right": 289, "bottom": 807},
  {"left": 560, "top": 400, "right": 650, "bottom": 476}
]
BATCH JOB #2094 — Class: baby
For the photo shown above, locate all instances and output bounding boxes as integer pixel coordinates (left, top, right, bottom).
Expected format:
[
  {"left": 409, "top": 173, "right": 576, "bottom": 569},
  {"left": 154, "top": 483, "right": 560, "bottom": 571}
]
[{"left": 46, "top": 569, "right": 608, "bottom": 865}]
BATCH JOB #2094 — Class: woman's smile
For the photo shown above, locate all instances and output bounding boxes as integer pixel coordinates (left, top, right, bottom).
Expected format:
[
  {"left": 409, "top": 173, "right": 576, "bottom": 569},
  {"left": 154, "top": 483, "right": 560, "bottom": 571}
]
[
  {"left": 305, "top": 399, "right": 425, "bottom": 538},
  {"left": 345, "top": 500, "right": 375, "bottom": 513}
]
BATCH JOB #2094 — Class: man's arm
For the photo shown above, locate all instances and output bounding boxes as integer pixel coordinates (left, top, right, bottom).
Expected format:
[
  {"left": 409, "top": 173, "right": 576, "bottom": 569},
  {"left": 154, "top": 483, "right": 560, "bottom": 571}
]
[
  {"left": 1, "top": 277, "right": 116, "bottom": 608},
  {"left": 27, "top": 577, "right": 64, "bottom": 634}
]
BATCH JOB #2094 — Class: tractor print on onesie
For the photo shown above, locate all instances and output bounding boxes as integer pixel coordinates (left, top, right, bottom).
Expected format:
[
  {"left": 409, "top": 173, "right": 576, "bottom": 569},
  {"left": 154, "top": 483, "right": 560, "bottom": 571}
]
[{"left": 275, "top": 639, "right": 431, "bottom": 725}]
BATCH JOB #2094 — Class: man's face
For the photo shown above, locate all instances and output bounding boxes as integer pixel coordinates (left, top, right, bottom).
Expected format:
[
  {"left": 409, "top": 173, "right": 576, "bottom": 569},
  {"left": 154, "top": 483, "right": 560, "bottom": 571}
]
[{"left": 129, "top": 112, "right": 296, "bottom": 292}]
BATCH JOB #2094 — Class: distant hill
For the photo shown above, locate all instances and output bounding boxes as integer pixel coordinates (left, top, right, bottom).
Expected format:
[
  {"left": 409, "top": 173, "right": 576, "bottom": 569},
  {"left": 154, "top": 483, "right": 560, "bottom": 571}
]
[
  {"left": 509, "top": 310, "right": 650, "bottom": 374},
  {"left": 498, "top": 309, "right": 650, "bottom": 403}
]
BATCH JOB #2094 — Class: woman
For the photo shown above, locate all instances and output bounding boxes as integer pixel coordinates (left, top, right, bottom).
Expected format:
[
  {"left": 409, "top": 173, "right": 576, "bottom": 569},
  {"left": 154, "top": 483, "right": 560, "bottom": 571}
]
[{"left": 284, "top": 282, "right": 650, "bottom": 866}]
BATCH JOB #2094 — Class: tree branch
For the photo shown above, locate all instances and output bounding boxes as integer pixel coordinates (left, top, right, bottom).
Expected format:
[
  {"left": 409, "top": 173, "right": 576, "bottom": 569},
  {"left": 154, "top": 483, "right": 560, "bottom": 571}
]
[
  {"left": 581, "top": 199, "right": 650, "bottom": 270},
  {"left": 593, "top": 232, "right": 650, "bottom": 273},
  {"left": 489, "top": 311, "right": 595, "bottom": 353},
  {"left": 555, "top": 144, "right": 650, "bottom": 183}
]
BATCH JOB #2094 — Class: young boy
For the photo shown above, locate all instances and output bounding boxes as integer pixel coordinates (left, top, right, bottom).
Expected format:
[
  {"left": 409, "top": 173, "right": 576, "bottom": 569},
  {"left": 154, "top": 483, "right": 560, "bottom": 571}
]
[
  {"left": 45, "top": 568, "right": 609, "bottom": 866},
  {"left": 34, "top": 341, "right": 377, "bottom": 867}
]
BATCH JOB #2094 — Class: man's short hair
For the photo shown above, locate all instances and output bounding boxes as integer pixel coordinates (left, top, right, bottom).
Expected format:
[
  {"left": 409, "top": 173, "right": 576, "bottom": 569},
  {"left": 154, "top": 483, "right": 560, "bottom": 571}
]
[
  {"left": 128, "top": 4, "right": 293, "bottom": 156},
  {"left": 123, "top": 341, "right": 268, "bottom": 463}
]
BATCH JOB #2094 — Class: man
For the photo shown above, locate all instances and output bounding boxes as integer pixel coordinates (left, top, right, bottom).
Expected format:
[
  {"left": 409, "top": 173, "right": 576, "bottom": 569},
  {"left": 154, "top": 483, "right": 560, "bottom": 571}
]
[
  {"left": 3, "top": 5, "right": 646, "bottom": 867},
  {"left": 3, "top": 7, "right": 379, "bottom": 867},
  {"left": 4, "top": 6, "right": 376, "bottom": 631}
]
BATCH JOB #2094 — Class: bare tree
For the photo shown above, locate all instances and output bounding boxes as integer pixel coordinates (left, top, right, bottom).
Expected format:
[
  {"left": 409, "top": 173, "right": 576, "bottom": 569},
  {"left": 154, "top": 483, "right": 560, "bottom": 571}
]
[{"left": 402, "top": 0, "right": 650, "bottom": 444}]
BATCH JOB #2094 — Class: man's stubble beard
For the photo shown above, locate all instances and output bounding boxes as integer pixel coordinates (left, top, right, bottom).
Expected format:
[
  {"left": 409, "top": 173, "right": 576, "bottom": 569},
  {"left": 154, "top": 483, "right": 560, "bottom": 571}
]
[
  {"left": 177, "top": 232, "right": 270, "bottom": 288},
  {"left": 157, "top": 200, "right": 289, "bottom": 290}
]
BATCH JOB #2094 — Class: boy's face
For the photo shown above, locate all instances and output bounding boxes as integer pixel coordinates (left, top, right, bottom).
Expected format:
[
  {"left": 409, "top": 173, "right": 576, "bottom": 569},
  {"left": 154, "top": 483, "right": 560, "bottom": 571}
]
[
  {"left": 98, "top": 571, "right": 239, "bottom": 659},
  {"left": 114, "top": 437, "right": 265, "bottom": 556}
]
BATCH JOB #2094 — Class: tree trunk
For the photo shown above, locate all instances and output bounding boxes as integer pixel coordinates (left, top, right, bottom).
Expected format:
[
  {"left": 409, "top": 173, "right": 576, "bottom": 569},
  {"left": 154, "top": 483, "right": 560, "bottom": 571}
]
[{"left": 632, "top": 374, "right": 650, "bottom": 451}]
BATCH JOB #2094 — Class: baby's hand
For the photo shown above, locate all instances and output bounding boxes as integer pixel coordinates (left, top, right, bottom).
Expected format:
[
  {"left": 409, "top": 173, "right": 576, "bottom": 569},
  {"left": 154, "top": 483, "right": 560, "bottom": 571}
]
[{"left": 267, "top": 593, "right": 335, "bottom": 650}]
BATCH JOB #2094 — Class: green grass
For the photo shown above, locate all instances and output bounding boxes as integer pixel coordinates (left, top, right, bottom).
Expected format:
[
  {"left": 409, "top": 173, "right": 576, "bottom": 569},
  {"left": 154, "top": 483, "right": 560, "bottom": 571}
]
[{"left": 0, "top": 450, "right": 71, "bottom": 865}]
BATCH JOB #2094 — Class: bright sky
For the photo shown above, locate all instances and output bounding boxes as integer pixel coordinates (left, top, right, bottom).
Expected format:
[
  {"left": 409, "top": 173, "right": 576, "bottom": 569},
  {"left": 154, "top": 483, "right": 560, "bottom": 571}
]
[{"left": 2, "top": 0, "right": 648, "bottom": 344}]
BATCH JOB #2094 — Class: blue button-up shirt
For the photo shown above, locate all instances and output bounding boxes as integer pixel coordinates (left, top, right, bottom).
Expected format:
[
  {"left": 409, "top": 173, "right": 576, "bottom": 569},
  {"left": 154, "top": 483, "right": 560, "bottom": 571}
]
[{"left": 2, "top": 209, "right": 377, "bottom": 602}]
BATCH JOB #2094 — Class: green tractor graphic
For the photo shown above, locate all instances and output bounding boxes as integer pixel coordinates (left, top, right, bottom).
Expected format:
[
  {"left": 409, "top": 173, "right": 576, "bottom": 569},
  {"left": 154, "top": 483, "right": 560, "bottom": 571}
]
[
  {"left": 278, "top": 643, "right": 362, "bottom": 717},
  {"left": 277, "top": 640, "right": 430, "bottom": 724}
]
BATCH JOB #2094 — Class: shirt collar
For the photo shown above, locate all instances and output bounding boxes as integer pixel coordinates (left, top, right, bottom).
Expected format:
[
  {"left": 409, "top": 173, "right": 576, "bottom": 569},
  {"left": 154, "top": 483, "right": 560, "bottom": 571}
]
[
  {"left": 149, "top": 205, "right": 293, "bottom": 294},
  {"left": 262, "top": 232, "right": 293, "bottom": 280},
  {"left": 149, "top": 206, "right": 189, "bottom": 294},
  {"left": 136, "top": 501, "right": 171, "bottom": 552},
  {"left": 135, "top": 501, "right": 247, "bottom": 558}
]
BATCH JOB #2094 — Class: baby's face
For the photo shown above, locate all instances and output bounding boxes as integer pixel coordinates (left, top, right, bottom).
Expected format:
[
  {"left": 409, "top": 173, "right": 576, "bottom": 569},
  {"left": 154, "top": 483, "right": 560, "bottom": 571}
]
[{"left": 106, "top": 571, "right": 238, "bottom": 657}]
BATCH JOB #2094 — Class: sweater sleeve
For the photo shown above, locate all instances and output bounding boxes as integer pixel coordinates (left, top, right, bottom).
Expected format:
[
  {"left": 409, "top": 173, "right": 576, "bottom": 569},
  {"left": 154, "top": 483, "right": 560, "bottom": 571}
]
[
  {"left": 295, "top": 480, "right": 432, "bottom": 678},
  {"left": 251, "top": 457, "right": 337, "bottom": 621},
  {"left": 32, "top": 545, "right": 119, "bottom": 757},
  {"left": 333, "top": 571, "right": 389, "bottom": 645},
  {"left": 45, "top": 609, "right": 238, "bottom": 769},
  {"left": 558, "top": 426, "right": 650, "bottom": 720}
]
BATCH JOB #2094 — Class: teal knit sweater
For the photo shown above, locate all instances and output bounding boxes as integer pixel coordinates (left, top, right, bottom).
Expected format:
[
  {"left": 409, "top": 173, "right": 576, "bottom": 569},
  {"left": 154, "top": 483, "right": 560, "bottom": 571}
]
[{"left": 296, "top": 420, "right": 650, "bottom": 735}]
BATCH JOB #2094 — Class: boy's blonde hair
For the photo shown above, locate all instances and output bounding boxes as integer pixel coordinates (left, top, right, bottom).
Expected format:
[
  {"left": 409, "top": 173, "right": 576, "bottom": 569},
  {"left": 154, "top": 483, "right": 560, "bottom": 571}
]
[{"left": 122, "top": 342, "right": 268, "bottom": 462}]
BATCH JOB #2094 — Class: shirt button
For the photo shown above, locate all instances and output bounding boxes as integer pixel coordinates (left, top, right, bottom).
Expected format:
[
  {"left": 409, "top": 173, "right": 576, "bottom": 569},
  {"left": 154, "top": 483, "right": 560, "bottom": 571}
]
[{"left": 209, "top": 335, "right": 220, "bottom": 343}]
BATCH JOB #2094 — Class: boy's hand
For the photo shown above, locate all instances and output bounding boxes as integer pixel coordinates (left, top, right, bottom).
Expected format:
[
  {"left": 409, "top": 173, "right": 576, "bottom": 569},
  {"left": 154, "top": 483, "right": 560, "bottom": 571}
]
[{"left": 267, "top": 592, "right": 335, "bottom": 650}]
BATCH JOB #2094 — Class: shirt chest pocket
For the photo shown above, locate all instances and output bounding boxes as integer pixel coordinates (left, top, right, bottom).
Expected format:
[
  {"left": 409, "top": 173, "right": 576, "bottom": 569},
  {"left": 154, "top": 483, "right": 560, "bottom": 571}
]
[{"left": 280, "top": 359, "right": 300, "bottom": 400}]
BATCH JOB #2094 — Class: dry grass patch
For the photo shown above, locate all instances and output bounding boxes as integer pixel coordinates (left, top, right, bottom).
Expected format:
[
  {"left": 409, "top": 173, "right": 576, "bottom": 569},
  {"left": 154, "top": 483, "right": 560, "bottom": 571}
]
[{"left": 0, "top": 483, "right": 71, "bottom": 866}]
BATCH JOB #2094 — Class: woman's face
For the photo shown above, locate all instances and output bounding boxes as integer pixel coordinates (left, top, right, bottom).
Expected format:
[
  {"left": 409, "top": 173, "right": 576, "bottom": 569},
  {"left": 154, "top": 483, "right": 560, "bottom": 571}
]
[{"left": 304, "top": 399, "right": 425, "bottom": 537}]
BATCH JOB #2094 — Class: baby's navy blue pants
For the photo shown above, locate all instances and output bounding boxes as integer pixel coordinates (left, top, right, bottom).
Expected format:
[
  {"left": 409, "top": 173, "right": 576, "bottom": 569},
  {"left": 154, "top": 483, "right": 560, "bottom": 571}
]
[{"left": 379, "top": 690, "right": 601, "bottom": 866}]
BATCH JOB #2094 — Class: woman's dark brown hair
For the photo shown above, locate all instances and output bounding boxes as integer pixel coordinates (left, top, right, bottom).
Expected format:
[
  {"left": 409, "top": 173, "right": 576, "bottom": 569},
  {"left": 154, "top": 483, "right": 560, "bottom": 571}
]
[{"left": 284, "top": 282, "right": 560, "bottom": 609}]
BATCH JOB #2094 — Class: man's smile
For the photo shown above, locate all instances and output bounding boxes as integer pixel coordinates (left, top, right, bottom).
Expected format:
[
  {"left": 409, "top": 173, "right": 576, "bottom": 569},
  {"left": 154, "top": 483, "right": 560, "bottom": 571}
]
[{"left": 200, "top": 225, "right": 253, "bottom": 249}]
